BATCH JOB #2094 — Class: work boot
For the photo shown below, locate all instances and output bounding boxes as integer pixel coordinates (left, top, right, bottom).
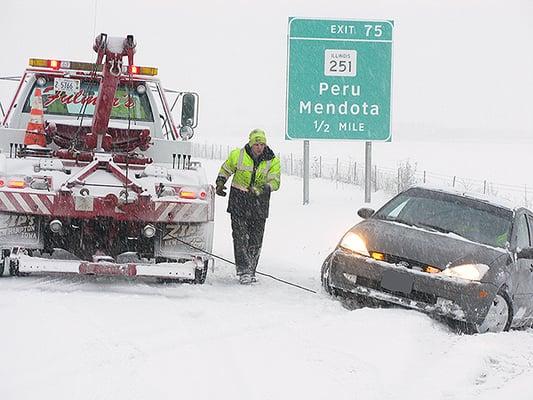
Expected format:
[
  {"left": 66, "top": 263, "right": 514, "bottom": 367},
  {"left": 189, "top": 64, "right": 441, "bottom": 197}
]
[{"left": 239, "top": 273, "right": 253, "bottom": 285}]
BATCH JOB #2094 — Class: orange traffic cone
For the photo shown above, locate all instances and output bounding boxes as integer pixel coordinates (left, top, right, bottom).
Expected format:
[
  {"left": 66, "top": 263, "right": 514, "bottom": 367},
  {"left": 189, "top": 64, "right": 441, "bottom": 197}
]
[{"left": 24, "top": 88, "right": 47, "bottom": 147}]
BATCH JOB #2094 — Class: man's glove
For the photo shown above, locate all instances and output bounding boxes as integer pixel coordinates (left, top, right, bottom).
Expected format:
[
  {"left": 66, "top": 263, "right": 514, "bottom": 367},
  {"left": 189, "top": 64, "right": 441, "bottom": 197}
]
[
  {"left": 262, "top": 183, "right": 271, "bottom": 196},
  {"left": 216, "top": 180, "right": 227, "bottom": 197}
]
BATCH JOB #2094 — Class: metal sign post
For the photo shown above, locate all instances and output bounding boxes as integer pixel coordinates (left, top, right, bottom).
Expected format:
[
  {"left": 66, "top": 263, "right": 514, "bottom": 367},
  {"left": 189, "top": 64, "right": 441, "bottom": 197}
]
[
  {"left": 303, "top": 140, "right": 310, "bottom": 204},
  {"left": 365, "top": 141, "right": 372, "bottom": 203},
  {"left": 285, "top": 18, "right": 393, "bottom": 204}
]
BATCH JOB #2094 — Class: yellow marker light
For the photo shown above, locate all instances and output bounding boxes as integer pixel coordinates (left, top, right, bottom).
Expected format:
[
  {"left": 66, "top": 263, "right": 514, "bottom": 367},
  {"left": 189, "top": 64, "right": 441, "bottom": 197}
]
[
  {"left": 29, "top": 58, "right": 49, "bottom": 68},
  {"left": 370, "top": 252, "right": 385, "bottom": 261},
  {"left": 137, "top": 66, "right": 158, "bottom": 76},
  {"left": 8, "top": 179, "right": 26, "bottom": 189},
  {"left": 425, "top": 266, "right": 440, "bottom": 274},
  {"left": 479, "top": 290, "right": 489, "bottom": 298},
  {"left": 179, "top": 190, "right": 197, "bottom": 199}
]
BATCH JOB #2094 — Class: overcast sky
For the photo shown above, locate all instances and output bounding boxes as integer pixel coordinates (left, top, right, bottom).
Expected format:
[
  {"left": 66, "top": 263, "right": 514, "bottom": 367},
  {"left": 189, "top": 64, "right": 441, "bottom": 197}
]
[{"left": 1, "top": 0, "right": 532, "bottom": 154}]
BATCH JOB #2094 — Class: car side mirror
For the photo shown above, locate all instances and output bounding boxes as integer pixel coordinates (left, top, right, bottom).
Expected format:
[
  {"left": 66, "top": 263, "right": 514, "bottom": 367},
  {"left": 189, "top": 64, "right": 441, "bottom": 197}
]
[
  {"left": 517, "top": 247, "right": 533, "bottom": 259},
  {"left": 357, "top": 207, "right": 375, "bottom": 219}
]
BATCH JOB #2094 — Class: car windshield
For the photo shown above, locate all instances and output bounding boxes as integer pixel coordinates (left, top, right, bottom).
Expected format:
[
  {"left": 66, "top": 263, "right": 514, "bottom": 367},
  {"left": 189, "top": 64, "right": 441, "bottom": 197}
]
[
  {"left": 22, "top": 78, "right": 154, "bottom": 122},
  {"left": 373, "top": 188, "right": 513, "bottom": 249}
]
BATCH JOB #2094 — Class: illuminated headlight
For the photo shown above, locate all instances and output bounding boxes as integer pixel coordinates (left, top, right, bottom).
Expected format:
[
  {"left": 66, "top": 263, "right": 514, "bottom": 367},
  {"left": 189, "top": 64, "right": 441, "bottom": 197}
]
[
  {"left": 441, "top": 264, "right": 489, "bottom": 281},
  {"left": 339, "top": 231, "right": 369, "bottom": 256},
  {"left": 142, "top": 224, "right": 156, "bottom": 238}
]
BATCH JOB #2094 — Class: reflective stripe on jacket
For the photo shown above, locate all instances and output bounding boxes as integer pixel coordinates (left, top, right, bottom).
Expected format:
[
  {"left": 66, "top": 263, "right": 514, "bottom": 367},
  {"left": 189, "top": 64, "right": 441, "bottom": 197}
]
[{"left": 217, "top": 144, "right": 281, "bottom": 219}]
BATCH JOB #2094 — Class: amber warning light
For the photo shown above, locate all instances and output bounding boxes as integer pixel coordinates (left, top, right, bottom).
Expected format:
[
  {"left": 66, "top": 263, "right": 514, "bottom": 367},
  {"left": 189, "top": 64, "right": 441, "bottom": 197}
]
[{"left": 29, "top": 58, "right": 158, "bottom": 76}]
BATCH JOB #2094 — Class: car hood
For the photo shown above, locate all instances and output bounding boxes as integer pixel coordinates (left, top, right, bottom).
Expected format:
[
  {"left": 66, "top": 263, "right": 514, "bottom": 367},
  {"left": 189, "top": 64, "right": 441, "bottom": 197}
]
[{"left": 352, "top": 218, "right": 507, "bottom": 269}]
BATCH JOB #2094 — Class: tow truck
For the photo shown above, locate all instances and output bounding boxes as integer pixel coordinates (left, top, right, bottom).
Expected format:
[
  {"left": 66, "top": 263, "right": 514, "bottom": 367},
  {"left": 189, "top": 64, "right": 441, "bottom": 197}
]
[{"left": 0, "top": 34, "right": 214, "bottom": 283}]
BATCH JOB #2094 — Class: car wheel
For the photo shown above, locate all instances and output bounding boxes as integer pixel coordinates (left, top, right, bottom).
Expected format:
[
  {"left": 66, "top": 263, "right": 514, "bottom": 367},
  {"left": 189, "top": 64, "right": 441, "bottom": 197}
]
[
  {"left": 321, "top": 255, "right": 334, "bottom": 295},
  {"left": 475, "top": 290, "right": 513, "bottom": 333}
]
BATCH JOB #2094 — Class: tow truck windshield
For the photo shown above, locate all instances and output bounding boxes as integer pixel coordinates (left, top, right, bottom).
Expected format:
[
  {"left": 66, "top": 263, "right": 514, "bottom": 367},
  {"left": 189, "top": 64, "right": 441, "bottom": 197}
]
[{"left": 22, "top": 78, "right": 154, "bottom": 122}]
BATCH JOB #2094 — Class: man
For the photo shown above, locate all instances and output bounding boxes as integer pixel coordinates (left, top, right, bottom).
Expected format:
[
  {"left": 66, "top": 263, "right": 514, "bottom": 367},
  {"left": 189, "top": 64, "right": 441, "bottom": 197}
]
[{"left": 215, "top": 129, "right": 281, "bottom": 284}]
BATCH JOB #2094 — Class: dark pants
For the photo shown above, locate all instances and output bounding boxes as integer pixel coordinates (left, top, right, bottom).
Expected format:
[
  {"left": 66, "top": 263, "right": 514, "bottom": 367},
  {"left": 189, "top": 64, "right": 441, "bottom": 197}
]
[{"left": 231, "top": 214, "right": 266, "bottom": 276}]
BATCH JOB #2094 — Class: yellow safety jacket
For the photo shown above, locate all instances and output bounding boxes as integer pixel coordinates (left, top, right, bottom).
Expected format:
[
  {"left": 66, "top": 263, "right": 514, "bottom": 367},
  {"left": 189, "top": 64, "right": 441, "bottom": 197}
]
[{"left": 217, "top": 144, "right": 281, "bottom": 219}]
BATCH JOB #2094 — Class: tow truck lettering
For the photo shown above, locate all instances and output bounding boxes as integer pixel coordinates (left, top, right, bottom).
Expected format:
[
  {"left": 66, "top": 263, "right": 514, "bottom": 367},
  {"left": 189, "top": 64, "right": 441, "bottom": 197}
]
[
  {"left": 163, "top": 224, "right": 200, "bottom": 240},
  {"left": 0, "top": 215, "right": 35, "bottom": 227},
  {"left": 43, "top": 87, "right": 136, "bottom": 109}
]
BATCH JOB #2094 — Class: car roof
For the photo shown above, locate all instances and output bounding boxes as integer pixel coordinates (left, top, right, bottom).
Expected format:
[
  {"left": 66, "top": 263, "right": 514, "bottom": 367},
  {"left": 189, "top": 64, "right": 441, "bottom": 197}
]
[{"left": 408, "top": 184, "right": 520, "bottom": 212}]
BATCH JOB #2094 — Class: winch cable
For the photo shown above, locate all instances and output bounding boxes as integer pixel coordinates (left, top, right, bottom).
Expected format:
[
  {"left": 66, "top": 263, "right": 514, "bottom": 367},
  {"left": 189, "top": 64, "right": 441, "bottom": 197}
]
[
  {"left": 165, "top": 233, "right": 317, "bottom": 294},
  {"left": 72, "top": 44, "right": 103, "bottom": 150}
]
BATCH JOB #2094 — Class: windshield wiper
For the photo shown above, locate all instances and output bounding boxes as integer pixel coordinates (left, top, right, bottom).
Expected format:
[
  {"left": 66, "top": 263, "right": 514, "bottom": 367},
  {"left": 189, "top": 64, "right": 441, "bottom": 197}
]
[
  {"left": 412, "top": 222, "right": 466, "bottom": 238},
  {"left": 379, "top": 216, "right": 417, "bottom": 227},
  {"left": 379, "top": 217, "right": 460, "bottom": 235}
]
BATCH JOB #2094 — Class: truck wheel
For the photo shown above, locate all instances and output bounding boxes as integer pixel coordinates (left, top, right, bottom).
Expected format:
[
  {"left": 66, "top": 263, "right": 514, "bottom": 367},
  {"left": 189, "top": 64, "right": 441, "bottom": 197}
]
[
  {"left": 193, "top": 260, "right": 209, "bottom": 284},
  {"left": 0, "top": 250, "right": 10, "bottom": 277}
]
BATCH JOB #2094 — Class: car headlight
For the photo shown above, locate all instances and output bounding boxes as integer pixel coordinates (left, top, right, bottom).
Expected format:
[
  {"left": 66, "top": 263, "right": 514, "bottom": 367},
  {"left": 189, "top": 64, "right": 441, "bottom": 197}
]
[
  {"left": 339, "top": 231, "right": 369, "bottom": 256},
  {"left": 441, "top": 264, "right": 489, "bottom": 281}
]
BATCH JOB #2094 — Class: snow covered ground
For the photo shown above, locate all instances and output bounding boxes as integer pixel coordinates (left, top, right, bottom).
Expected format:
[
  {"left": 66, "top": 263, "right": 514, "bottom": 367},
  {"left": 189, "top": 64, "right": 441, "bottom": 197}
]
[{"left": 2, "top": 159, "right": 533, "bottom": 400}]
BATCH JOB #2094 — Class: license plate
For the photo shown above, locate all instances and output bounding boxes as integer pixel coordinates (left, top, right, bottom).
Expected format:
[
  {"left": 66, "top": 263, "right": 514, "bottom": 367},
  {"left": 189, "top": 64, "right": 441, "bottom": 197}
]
[
  {"left": 54, "top": 77, "right": 80, "bottom": 94},
  {"left": 381, "top": 270, "right": 414, "bottom": 294}
]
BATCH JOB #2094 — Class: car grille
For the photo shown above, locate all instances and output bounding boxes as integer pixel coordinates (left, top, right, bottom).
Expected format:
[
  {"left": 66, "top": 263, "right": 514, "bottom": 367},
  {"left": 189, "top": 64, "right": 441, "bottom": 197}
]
[
  {"left": 380, "top": 253, "right": 427, "bottom": 271},
  {"left": 355, "top": 275, "right": 437, "bottom": 305}
]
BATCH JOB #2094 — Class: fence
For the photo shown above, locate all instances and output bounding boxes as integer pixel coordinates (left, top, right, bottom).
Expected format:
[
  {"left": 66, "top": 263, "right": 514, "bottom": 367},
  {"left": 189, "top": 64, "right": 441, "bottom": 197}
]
[{"left": 192, "top": 143, "right": 533, "bottom": 207}]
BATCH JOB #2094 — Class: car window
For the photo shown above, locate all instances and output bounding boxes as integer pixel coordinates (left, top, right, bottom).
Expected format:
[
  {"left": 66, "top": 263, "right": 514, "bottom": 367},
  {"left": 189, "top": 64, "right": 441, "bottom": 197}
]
[
  {"left": 22, "top": 79, "right": 154, "bottom": 122},
  {"left": 373, "top": 188, "right": 513, "bottom": 249},
  {"left": 516, "top": 214, "right": 531, "bottom": 250}
]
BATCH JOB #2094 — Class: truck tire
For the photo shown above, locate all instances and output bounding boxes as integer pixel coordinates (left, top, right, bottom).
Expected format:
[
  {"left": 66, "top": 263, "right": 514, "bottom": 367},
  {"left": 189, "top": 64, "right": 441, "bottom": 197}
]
[
  {"left": 0, "top": 250, "right": 9, "bottom": 277},
  {"left": 193, "top": 260, "right": 209, "bottom": 284}
]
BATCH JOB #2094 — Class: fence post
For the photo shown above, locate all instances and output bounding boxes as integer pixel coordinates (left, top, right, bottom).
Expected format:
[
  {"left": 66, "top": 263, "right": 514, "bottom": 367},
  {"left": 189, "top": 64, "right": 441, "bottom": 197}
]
[
  {"left": 483, "top": 180, "right": 487, "bottom": 194},
  {"left": 397, "top": 167, "right": 401, "bottom": 193},
  {"left": 453, "top": 176, "right": 456, "bottom": 187},
  {"left": 374, "top": 165, "right": 378, "bottom": 191},
  {"left": 290, "top": 153, "right": 293, "bottom": 175},
  {"left": 319, "top": 156, "right": 322, "bottom": 178},
  {"left": 423, "top": 170, "right": 426, "bottom": 183}
]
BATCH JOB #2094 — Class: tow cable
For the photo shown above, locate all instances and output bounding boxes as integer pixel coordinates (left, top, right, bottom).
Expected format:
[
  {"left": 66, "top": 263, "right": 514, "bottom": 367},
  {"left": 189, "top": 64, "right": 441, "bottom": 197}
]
[{"left": 170, "top": 236, "right": 317, "bottom": 294}]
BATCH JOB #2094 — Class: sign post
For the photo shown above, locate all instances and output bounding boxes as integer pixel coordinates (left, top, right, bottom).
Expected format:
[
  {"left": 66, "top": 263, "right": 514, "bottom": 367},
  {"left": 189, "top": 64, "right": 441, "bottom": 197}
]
[{"left": 286, "top": 18, "right": 393, "bottom": 203}]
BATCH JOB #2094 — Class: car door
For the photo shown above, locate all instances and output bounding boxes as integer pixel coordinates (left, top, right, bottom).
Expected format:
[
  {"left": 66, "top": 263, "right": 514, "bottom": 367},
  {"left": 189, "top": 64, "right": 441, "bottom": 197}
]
[{"left": 512, "top": 211, "right": 533, "bottom": 325}]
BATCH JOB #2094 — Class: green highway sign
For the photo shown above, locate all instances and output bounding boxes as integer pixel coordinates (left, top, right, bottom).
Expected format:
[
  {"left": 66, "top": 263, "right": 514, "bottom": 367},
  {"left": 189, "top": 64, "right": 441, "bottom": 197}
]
[{"left": 286, "top": 18, "right": 393, "bottom": 141}]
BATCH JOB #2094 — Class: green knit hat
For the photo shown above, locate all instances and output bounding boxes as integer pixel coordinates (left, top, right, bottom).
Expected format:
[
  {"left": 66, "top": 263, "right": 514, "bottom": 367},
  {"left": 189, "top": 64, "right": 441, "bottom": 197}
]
[{"left": 249, "top": 129, "right": 267, "bottom": 146}]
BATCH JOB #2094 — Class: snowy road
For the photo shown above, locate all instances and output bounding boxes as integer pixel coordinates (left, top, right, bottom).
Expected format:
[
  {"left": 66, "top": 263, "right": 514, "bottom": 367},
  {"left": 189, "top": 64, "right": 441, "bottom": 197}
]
[{"left": 2, "top": 160, "right": 533, "bottom": 400}]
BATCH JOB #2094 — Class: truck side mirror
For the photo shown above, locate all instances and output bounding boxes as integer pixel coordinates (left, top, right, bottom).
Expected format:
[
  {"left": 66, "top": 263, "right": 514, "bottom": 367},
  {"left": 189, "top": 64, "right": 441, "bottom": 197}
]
[
  {"left": 357, "top": 207, "right": 375, "bottom": 219},
  {"left": 181, "top": 93, "right": 198, "bottom": 129}
]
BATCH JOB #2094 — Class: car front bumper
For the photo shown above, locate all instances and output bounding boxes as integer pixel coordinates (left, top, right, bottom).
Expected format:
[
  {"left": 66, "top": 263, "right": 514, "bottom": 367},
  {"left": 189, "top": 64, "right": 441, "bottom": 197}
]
[{"left": 327, "top": 249, "right": 498, "bottom": 324}]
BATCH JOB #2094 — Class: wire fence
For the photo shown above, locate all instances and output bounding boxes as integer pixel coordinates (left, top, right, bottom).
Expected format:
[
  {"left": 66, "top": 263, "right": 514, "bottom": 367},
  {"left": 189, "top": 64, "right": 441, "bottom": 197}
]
[{"left": 192, "top": 143, "right": 533, "bottom": 208}]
